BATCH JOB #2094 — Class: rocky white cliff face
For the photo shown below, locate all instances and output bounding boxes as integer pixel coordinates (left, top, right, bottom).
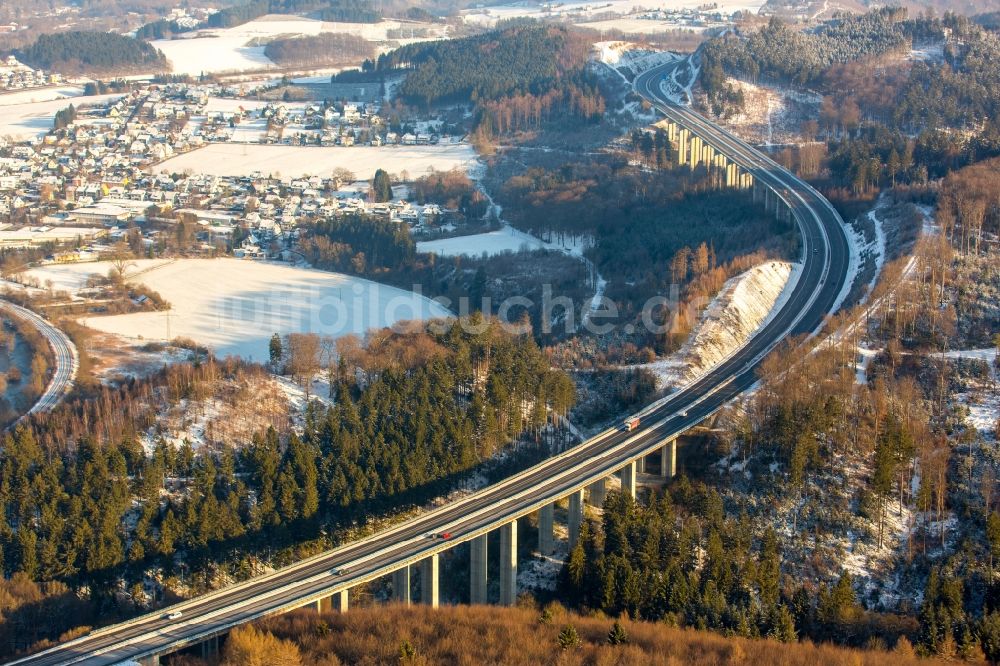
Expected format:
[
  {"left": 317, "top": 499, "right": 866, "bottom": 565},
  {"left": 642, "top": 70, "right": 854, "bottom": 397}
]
[{"left": 644, "top": 260, "right": 795, "bottom": 389}]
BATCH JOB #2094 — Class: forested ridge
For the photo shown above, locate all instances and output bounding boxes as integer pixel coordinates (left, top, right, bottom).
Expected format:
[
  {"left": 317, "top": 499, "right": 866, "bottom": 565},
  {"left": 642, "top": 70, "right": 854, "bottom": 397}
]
[
  {"left": 701, "top": 9, "right": 910, "bottom": 89},
  {"left": 263, "top": 33, "right": 373, "bottom": 67},
  {"left": 383, "top": 25, "right": 589, "bottom": 105},
  {"left": 206, "top": 0, "right": 380, "bottom": 29},
  {"left": 14, "top": 31, "right": 166, "bottom": 74},
  {"left": 0, "top": 319, "right": 573, "bottom": 654},
  {"left": 375, "top": 25, "right": 605, "bottom": 138},
  {"left": 702, "top": 10, "right": 1000, "bottom": 135}
]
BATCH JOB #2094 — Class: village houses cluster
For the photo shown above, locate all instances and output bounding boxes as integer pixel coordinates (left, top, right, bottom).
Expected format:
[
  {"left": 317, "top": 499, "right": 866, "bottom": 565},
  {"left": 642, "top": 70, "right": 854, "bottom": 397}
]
[
  {"left": 0, "top": 56, "right": 62, "bottom": 91},
  {"left": 0, "top": 80, "right": 451, "bottom": 262}
]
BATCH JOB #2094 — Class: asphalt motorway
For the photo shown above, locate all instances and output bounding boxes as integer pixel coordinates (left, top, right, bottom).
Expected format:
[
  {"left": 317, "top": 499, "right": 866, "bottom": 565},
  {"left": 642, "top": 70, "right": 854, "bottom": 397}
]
[
  {"left": 0, "top": 300, "right": 78, "bottom": 421},
  {"left": 9, "top": 59, "right": 852, "bottom": 666}
]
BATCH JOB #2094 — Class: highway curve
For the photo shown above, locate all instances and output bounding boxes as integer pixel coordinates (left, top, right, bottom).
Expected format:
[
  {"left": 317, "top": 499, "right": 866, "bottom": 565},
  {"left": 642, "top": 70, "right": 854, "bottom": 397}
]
[
  {"left": 0, "top": 300, "right": 78, "bottom": 424},
  {"left": 9, "top": 57, "right": 853, "bottom": 666}
]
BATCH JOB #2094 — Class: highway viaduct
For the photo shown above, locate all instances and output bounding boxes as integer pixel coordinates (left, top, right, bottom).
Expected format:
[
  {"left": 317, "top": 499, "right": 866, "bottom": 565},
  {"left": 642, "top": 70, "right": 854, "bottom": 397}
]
[{"left": 10, "top": 56, "right": 849, "bottom": 666}]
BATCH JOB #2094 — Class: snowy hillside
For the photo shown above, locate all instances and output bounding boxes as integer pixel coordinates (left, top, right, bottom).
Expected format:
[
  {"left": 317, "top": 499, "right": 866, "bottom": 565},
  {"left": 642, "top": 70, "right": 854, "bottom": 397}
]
[{"left": 643, "top": 261, "right": 795, "bottom": 388}]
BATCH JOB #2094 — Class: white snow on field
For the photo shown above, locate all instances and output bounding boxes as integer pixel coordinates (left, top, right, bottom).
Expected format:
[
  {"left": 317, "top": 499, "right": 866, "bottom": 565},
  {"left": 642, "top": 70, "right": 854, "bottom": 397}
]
[
  {"left": 0, "top": 93, "right": 123, "bottom": 139},
  {"left": 417, "top": 226, "right": 573, "bottom": 257},
  {"left": 27, "top": 260, "right": 170, "bottom": 293},
  {"left": 153, "top": 14, "right": 448, "bottom": 76},
  {"left": 0, "top": 85, "right": 86, "bottom": 107},
  {"left": 641, "top": 261, "right": 793, "bottom": 388},
  {"left": 26, "top": 258, "right": 452, "bottom": 361},
  {"left": 153, "top": 142, "right": 477, "bottom": 179}
]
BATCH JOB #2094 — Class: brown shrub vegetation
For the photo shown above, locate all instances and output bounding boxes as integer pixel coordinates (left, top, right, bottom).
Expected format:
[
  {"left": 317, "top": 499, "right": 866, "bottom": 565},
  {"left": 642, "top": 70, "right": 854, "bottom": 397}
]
[{"left": 218, "top": 604, "right": 944, "bottom": 666}]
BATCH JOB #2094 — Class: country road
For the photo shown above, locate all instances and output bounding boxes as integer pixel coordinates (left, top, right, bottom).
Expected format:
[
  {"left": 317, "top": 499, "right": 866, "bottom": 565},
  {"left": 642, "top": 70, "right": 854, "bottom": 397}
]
[{"left": 0, "top": 300, "right": 78, "bottom": 422}]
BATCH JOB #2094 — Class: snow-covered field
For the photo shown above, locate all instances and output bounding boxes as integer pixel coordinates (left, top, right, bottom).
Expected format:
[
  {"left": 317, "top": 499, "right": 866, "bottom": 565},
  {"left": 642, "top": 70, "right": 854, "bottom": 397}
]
[
  {"left": 0, "top": 85, "right": 86, "bottom": 107},
  {"left": 152, "top": 142, "right": 477, "bottom": 179},
  {"left": 26, "top": 258, "right": 452, "bottom": 361},
  {"left": 0, "top": 93, "right": 123, "bottom": 139},
  {"left": 641, "top": 261, "right": 794, "bottom": 388},
  {"left": 153, "top": 14, "right": 448, "bottom": 76},
  {"left": 417, "top": 226, "right": 582, "bottom": 257}
]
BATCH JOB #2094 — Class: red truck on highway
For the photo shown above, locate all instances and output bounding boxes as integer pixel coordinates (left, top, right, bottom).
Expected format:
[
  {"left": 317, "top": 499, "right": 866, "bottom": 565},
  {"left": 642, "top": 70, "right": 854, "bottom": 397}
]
[{"left": 622, "top": 417, "right": 640, "bottom": 432}]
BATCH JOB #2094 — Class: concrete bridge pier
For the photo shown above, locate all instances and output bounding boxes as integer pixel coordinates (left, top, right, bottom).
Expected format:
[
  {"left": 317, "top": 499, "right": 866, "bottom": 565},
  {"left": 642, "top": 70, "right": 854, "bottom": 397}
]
[
  {"left": 421, "top": 553, "right": 439, "bottom": 608},
  {"left": 677, "top": 129, "right": 690, "bottom": 166},
  {"left": 538, "top": 502, "right": 554, "bottom": 555},
  {"left": 660, "top": 439, "right": 677, "bottom": 479},
  {"left": 588, "top": 478, "right": 606, "bottom": 508},
  {"left": 690, "top": 135, "right": 703, "bottom": 168},
  {"left": 200, "top": 635, "right": 220, "bottom": 660},
  {"left": 499, "top": 520, "right": 518, "bottom": 606},
  {"left": 470, "top": 533, "right": 488, "bottom": 604},
  {"left": 568, "top": 489, "right": 584, "bottom": 548},
  {"left": 137, "top": 655, "right": 159, "bottom": 666},
  {"left": 393, "top": 566, "right": 411, "bottom": 606},
  {"left": 620, "top": 461, "right": 637, "bottom": 498},
  {"left": 714, "top": 154, "right": 728, "bottom": 188},
  {"left": 334, "top": 589, "right": 349, "bottom": 612},
  {"left": 726, "top": 163, "right": 739, "bottom": 188}
]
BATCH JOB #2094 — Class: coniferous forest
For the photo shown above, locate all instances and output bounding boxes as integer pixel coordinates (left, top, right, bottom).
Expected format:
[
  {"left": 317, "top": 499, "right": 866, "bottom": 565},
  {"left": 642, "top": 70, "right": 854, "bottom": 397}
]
[
  {"left": 15, "top": 31, "right": 166, "bottom": 74},
  {"left": 0, "top": 318, "right": 574, "bottom": 654}
]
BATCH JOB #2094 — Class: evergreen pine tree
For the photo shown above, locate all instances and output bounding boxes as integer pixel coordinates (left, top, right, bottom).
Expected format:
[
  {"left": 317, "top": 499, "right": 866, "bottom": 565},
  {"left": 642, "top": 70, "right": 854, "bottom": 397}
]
[
  {"left": 607, "top": 620, "right": 628, "bottom": 645},
  {"left": 557, "top": 624, "right": 580, "bottom": 650},
  {"left": 269, "top": 333, "right": 283, "bottom": 371}
]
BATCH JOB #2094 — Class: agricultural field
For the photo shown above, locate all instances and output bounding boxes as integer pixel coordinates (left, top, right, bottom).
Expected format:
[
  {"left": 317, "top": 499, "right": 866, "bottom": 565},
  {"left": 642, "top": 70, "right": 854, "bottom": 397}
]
[
  {"left": 0, "top": 92, "right": 122, "bottom": 139},
  {"left": 26, "top": 258, "right": 452, "bottom": 361},
  {"left": 152, "top": 14, "right": 449, "bottom": 76},
  {"left": 152, "top": 141, "right": 478, "bottom": 179}
]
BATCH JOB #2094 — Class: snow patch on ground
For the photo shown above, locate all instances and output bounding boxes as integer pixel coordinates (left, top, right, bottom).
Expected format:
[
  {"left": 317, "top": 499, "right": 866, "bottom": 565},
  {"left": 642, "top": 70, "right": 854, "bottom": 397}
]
[
  {"left": 276, "top": 374, "right": 333, "bottom": 415},
  {"left": 519, "top": 546, "right": 568, "bottom": 592},
  {"left": 594, "top": 41, "right": 679, "bottom": 75},
  {"left": 942, "top": 349, "right": 999, "bottom": 437},
  {"left": 863, "top": 202, "right": 889, "bottom": 300},
  {"left": 640, "top": 261, "right": 793, "bottom": 389},
  {"left": 153, "top": 142, "right": 478, "bottom": 180},
  {"left": 720, "top": 79, "right": 821, "bottom": 145},
  {"left": 140, "top": 372, "right": 291, "bottom": 454}
]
